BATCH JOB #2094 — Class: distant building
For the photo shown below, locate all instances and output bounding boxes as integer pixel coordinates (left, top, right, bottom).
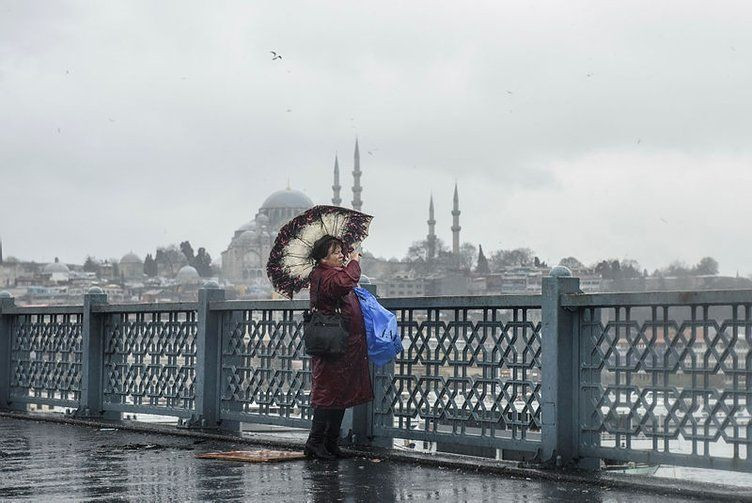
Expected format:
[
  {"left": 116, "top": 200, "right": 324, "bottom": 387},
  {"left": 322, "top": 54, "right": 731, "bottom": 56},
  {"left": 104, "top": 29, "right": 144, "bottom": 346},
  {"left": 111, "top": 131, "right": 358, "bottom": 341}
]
[
  {"left": 119, "top": 252, "right": 143, "bottom": 280},
  {"left": 221, "top": 187, "right": 313, "bottom": 285},
  {"left": 221, "top": 139, "right": 366, "bottom": 290},
  {"left": 43, "top": 258, "right": 70, "bottom": 283}
]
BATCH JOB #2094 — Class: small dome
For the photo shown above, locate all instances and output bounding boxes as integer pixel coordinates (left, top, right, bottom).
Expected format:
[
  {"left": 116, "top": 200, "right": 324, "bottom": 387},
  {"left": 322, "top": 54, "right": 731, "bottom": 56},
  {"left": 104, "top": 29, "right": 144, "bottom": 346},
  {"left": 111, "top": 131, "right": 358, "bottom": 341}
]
[
  {"left": 261, "top": 188, "right": 314, "bottom": 210},
  {"left": 44, "top": 261, "right": 70, "bottom": 274},
  {"left": 176, "top": 265, "right": 200, "bottom": 284},
  {"left": 120, "top": 252, "right": 142, "bottom": 264},
  {"left": 255, "top": 214, "right": 270, "bottom": 226},
  {"left": 238, "top": 230, "right": 257, "bottom": 245},
  {"left": 360, "top": 274, "right": 373, "bottom": 285},
  {"left": 237, "top": 221, "right": 257, "bottom": 232}
]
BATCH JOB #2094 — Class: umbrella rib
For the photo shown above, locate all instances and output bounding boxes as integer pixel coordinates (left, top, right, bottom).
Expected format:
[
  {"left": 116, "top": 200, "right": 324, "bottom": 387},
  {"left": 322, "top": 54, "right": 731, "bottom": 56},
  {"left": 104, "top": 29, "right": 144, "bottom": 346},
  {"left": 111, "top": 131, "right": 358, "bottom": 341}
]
[{"left": 318, "top": 213, "right": 331, "bottom": 235}]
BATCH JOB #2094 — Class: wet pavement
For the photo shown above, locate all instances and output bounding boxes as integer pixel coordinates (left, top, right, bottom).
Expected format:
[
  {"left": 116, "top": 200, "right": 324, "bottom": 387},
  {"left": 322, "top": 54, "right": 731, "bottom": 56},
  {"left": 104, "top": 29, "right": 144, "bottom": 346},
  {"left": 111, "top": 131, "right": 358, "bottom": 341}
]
[{"left": 0, "top": 417, "right": 702, "bottom": 502}]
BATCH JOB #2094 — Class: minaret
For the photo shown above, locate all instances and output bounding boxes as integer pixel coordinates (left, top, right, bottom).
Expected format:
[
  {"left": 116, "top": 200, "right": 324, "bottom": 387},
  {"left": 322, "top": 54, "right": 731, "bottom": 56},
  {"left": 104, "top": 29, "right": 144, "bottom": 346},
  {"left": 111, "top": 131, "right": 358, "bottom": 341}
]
[
  {"left": 352, "top": 138, "right": 363, "bottom": 211},
  {"left": 426, "top": 195, "right": 436, "bottom": 261},
  {"left": 0, "top": 236, "right": 3, "bottom": 264},
  {"left": 332, "top": 155, "right": 342, "bottom": 206},
  {"left": 476, "top": 244, "right": 490, "bottom": 274},
  {"left": 451, "top": 183, "right": 461, "bottom": 255}
]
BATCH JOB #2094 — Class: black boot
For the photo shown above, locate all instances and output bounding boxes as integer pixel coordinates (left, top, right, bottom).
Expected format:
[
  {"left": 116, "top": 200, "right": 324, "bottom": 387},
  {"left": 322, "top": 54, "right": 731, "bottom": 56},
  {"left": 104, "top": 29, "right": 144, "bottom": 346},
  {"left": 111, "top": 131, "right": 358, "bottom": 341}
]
[
  {"left": 324, "top": 409, "right": 347, "bottom": 458},
  {"left": 305, "top": 408, "right": 335, "bottom": 460}
]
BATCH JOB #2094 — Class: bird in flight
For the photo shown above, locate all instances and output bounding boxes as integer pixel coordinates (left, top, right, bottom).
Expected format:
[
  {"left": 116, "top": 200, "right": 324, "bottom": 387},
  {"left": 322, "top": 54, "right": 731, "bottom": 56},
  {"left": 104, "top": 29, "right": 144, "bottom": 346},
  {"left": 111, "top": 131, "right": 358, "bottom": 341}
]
[{"left": 270, "top": 51, "right": 282, "bottom": 60}]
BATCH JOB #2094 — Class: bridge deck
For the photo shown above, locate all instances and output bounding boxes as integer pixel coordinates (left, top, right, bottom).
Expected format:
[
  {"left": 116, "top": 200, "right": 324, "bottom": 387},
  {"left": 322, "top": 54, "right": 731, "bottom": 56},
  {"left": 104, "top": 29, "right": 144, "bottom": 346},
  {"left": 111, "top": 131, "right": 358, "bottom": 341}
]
[{"left": 0, "top": 417, "right": 707, "bottom": 502}]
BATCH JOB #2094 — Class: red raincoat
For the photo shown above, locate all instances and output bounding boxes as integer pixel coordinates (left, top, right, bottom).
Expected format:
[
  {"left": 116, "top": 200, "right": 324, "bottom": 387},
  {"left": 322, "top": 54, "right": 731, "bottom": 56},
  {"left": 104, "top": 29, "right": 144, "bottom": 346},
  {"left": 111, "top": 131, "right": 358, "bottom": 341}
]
[{"left": 309, "top": 260, "right": 373, "bottom": 409}]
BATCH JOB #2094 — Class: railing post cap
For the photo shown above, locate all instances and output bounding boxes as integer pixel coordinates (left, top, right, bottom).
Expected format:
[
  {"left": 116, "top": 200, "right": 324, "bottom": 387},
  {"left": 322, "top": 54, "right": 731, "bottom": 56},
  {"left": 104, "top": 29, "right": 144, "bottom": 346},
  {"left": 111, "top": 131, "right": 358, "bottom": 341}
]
[
  {"left": 201, "top": 280, "right": 220, "bottom": 289},
  {"left": 549, "top": 265, "right": 572, "bottom": 277},
  {"left": 0, "top": 291, "right": 12, "bottom": 298},
  {"left": 86, "top": 286, "right": 105, "bottom": 295}
]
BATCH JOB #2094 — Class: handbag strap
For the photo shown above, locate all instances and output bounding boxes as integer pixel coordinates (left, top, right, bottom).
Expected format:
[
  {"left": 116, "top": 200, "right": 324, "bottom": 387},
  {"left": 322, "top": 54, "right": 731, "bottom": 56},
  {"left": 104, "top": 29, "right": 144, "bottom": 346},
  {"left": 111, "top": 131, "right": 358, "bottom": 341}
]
[{"left": 312, "top": 271, "right": 342, "bottom": 314}]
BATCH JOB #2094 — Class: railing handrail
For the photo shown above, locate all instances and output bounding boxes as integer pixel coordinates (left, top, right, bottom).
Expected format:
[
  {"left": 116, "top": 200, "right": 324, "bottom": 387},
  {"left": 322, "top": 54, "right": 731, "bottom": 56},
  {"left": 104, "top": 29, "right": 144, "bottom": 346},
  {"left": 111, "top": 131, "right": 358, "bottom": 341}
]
[
  {"left": 92, "top": 302, "right": 199, "bottom": 313},
  {"left": 8, "top": 288, "right": 752, "bottom": 314},
  {"left": 562, "top": 288, "right": 752, "bottom": 307},
  {"left": 379, "top": 294, "right": 542, "bottom": 309},
  {"left": 4, "top": 305, "right": 85, "bottom": 315},
  {"left": 209, "top": 299, "right": 309, "bottom": 311}
]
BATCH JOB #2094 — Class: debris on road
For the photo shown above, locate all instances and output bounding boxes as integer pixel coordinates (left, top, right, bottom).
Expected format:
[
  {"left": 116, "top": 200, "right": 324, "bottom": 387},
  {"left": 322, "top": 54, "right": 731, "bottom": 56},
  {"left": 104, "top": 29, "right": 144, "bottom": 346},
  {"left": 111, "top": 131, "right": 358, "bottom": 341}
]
[{"left": 196, "top": 449, "right": 306, "bottom": 463}]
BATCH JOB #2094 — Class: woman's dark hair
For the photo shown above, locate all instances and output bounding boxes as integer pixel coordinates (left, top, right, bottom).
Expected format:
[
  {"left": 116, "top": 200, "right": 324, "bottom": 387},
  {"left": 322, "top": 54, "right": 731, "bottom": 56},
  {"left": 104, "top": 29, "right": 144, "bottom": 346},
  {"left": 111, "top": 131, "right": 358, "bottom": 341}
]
[{"left": 310, "top": 235, "right": 344, "bottom": 262}]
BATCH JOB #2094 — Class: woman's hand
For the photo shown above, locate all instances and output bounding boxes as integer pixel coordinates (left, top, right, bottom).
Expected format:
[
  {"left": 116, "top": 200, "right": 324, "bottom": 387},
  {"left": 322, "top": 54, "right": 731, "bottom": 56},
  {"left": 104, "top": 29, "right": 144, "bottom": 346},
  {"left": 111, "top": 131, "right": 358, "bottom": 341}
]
[{"left": 349, "top": 251, "right": 361, "bottom": 262}]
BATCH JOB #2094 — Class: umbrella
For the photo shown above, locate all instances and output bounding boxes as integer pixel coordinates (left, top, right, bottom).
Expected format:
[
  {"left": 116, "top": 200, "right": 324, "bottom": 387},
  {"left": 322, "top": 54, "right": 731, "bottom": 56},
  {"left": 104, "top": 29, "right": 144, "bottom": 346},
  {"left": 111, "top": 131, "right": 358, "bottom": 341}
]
[{"left": 266, "top": 205, "right": 373, "bottom": 298}]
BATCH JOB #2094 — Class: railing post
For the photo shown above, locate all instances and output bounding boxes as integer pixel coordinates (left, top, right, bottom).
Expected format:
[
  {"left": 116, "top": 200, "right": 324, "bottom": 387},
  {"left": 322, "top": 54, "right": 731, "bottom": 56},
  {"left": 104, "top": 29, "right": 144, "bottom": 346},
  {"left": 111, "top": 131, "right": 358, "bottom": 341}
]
[
  {"left": 0, "top": 291, "right": 15, "bottom": 410},
  {"left": 193, "top": 281, "right": 225, "bottom": 429},
  {"left": 78, "top": 287, "right": 117, "bottom": 418},
  {"left": 348, "top": 283, "right": 392, "bottom": 448},
  {"left": 541, "top": 266, "right": 580, "bottom": 466}
]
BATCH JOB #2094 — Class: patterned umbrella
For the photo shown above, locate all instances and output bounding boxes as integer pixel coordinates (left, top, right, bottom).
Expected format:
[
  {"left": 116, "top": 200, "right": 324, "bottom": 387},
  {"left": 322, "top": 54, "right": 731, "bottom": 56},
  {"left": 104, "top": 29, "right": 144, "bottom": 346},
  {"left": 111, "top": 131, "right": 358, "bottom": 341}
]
[{"left": 266, "top": 205, "right": 373, "bottom": 298}]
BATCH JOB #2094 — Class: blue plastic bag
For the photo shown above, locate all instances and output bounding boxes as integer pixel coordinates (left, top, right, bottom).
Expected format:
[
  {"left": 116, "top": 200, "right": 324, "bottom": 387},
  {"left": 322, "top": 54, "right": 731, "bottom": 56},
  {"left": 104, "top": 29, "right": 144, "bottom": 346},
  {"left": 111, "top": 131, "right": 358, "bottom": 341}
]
[{"left": 354, "top": 287, "right": 402, "bottom": 367}]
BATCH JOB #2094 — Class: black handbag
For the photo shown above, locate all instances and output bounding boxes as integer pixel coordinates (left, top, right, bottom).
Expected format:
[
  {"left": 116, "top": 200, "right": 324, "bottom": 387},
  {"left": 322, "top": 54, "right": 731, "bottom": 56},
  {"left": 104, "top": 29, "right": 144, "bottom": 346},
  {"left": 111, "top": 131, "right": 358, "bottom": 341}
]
[{"left": 303, "top": 276, "right": 349, "bottom": 357}]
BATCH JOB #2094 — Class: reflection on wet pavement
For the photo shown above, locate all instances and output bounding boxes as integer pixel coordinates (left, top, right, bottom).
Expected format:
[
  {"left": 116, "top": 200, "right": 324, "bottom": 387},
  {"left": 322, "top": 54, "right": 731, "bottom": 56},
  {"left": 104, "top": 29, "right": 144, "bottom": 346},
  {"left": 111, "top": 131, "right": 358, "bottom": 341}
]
[{"left": 0, "top": 418, "right": 695, "bottom": 502}]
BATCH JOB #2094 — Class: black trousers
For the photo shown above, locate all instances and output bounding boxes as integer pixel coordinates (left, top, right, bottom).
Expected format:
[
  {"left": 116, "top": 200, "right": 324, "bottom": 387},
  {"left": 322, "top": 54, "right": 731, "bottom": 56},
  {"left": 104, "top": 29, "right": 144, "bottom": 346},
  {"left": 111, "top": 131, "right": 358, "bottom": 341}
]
[{"left": 311, "top": 407, "right": 345, "bottom": 440}]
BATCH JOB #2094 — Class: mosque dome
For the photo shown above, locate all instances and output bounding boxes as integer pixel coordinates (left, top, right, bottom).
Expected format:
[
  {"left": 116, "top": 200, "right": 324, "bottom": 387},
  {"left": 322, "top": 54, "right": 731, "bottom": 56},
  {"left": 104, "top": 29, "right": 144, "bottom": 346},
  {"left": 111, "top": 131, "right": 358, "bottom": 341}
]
[
  {"left": 261, "top": 188, "right": 314, "bottom": 210},
  {"left": 176, "top": 265, "right": 200, "bottom": 284},
  {"left": 44, "top": 260, "right": 70, "bottom": 274},
  {"left": 237, "top": 221, "right": 258, "bottom": 232},
  {"left": 238, "top": 230, "right": 257, "bottom": 246},
  {"left": 120, "top": 252, "right": 142, "bottom": 264},
  {"left": 255, "top": 214, "right": 271, "bottom": 227}
]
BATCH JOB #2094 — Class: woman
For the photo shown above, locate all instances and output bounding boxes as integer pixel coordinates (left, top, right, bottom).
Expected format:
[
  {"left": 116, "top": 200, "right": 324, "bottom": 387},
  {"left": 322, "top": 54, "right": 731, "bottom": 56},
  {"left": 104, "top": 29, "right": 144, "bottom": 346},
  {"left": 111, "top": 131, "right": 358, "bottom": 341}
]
[{"left": 305, "top": 235, "right": 373, "bottom": 459}]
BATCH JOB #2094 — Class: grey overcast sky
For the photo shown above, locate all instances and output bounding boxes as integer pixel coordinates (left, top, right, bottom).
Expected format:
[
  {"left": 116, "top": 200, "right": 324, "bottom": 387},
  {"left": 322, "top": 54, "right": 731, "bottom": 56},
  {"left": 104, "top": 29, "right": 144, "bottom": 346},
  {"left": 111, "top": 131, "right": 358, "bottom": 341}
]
[{"left": 1, "top": 1, "right": 751, "bottom": 275}]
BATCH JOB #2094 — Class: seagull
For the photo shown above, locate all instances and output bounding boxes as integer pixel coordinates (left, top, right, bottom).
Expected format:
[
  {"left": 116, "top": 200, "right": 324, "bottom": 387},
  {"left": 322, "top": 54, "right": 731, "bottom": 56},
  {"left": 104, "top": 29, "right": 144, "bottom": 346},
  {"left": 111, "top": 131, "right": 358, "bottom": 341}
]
[
  {"left": 506, "top": 90, "right": 513, "bottom": 95},
  {"left": 368, "top": 151, "right": 374, "bottom": 156},
  {"left": 660, "top": 217, "right": 668, "bottom": 224},
  {"left": 286, "top": 109, "right": 292, "bottom": 112},
  {"left": 57, "top": 128, "right": 61, "bottom": 133},
  {"left": 270, "top": 51, "right": 282, "bottom": 61},
  {"left": 636, "top": 138, "right": 641, "bottom": 144}
]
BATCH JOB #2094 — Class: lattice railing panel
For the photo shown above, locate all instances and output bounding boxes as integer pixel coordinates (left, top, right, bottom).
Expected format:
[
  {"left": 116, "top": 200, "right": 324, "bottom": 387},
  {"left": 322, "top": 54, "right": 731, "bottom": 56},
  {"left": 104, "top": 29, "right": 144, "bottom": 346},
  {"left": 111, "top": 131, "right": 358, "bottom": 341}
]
[
  {"left": 373, "top": 306, "right": 543, "bottom": 445},
  {"left": 9, "top": 313, "right": 83, "bottom": 406},
  {"left": 580, "top": 304, "right": 752, "bottom": 465},
  {"left": 219, "top": 309, "right": 312, "bottom": 423},
  {"left": 103, "top": 310, "right": 197, "bottom": 412}
]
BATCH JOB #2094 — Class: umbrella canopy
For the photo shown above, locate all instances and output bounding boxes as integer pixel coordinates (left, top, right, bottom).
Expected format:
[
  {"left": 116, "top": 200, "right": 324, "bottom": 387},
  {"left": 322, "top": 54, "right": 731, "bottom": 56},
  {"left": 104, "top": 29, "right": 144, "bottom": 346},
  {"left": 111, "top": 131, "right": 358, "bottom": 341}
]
[{"left": 266, "top": 205, "right": 373, "bottom": 298}]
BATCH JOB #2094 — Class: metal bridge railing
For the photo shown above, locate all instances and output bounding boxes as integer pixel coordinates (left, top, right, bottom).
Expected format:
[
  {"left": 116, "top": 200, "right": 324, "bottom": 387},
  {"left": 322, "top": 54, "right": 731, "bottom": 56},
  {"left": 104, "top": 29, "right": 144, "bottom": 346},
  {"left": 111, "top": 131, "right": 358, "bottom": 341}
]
[
  {"left": 564, "top": 290, "right": 752, "bottom": 473},
  {"left": 1, "top": 276, "right": 752, "bottom": 473}
]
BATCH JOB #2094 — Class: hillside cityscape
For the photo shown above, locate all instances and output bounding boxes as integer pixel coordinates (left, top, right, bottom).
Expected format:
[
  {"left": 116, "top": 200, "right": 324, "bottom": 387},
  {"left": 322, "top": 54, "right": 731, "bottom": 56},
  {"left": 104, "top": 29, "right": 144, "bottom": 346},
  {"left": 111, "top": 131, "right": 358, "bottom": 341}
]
[{"left": 2, "top": 140, "right": 749, "bottom": 306}]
